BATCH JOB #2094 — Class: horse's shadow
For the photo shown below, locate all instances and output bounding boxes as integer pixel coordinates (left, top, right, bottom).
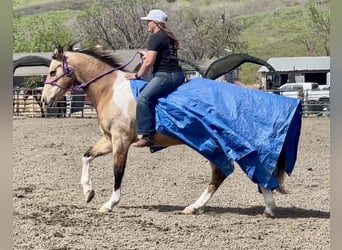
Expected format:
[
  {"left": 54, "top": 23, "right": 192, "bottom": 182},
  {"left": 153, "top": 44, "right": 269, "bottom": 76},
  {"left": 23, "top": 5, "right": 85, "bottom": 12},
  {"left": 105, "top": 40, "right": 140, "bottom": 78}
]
[{"left": 119, "top": 204, "right": 330, "bottom": 219}]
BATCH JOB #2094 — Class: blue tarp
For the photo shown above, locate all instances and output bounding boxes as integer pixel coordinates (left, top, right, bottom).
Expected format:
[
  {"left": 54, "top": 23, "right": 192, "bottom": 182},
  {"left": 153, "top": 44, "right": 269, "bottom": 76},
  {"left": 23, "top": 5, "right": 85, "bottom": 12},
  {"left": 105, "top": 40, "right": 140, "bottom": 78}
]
[{"left": 130, "top": 77, "right": 302, "bottom": 189}]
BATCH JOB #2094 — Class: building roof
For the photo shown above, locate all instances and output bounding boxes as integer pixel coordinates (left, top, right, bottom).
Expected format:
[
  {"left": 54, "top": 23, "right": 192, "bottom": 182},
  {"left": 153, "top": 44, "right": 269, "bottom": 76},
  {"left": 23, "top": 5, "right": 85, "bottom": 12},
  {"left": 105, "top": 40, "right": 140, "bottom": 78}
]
[
  {"left": 13, "top": 52, "right": 52, "bottom": 76},
  {"left": 258, "top": 56, "right": 330, "bottom": 72},
  {"left": 13, "top": 50, "right": 145, "bottom": 77},
  {"left": 13, "top": 52, "right": 52, "bottom": 61}
]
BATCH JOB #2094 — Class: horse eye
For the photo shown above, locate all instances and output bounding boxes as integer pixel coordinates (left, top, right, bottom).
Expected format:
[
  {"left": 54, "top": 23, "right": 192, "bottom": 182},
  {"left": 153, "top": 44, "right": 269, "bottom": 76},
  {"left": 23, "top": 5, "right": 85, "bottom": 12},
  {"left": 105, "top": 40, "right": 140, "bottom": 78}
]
[{"left": 50, "top": 71, "right": 56, "bottom": 77}]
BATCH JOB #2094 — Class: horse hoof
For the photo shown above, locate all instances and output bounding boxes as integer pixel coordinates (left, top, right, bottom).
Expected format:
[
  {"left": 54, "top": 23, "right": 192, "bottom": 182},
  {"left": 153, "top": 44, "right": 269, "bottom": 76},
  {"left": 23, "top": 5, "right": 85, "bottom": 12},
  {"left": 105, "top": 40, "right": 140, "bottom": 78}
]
[
  {"left": 263, "top": 208, "right": 275, "bottom": 218},
  {"left": 85, "top": 190, "right": 95, "bottom": 203},
  {"left": 263, "top": 213, "right": 275, "bottom": 218},
  {"left": 182, "top": 207, "right": 195, "bottom": 214},
  {"left": 98, "top": 207, "right": 111, "bottom": 213}
]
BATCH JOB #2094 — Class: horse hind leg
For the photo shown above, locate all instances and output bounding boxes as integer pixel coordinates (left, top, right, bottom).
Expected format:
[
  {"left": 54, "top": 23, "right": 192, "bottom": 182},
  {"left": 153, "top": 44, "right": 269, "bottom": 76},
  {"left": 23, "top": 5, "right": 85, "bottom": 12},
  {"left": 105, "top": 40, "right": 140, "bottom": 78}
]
[
  {"left": 81, "top": 136, "right": 113, "bottom": 203},
  {"left": 259, "top": 185, "right": 276, "bottom": 217},
  {"left": 259, "top": 147, "right": 288, "bottom": 218},
  {"left": 182, "top": 161, "right": 229, "bottom": 214}
]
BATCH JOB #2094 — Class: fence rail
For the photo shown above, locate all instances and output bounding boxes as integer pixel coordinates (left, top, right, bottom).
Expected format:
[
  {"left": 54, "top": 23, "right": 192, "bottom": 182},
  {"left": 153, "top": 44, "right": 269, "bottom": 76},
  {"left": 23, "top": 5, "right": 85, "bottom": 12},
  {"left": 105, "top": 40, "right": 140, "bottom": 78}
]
[
  {"left": 267, "top": 89, "right": 330, "bottom": 117},
  {"left": 13, "top": 88, "right": 330, "bottom": 119},
  {"left": 13, "top": 88, "right": 97, "bottom": 118}
]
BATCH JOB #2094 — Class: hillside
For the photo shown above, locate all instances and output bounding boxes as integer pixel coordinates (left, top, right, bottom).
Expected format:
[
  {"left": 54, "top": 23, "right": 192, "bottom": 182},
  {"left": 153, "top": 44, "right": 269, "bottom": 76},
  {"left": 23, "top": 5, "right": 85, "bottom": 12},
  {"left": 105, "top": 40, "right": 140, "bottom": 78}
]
[
  {"left": 14, "top": 0, "right": 93, "bottom": 16},
  {"left": 13, "top": 0, "right": 328, "bottom": 82}
]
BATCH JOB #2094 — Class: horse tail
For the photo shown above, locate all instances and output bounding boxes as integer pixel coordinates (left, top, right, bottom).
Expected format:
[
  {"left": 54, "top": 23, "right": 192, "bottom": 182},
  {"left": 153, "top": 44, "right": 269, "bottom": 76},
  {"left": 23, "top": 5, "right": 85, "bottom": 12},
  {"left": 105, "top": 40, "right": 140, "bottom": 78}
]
[{"left": 274, "top": 146, "right": 288, "bottom": 194}]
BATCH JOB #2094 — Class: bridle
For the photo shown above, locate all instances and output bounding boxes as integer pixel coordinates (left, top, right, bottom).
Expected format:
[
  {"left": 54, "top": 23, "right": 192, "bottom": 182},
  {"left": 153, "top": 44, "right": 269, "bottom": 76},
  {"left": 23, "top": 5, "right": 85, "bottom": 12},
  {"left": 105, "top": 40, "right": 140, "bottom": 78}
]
[
  {"left": 44, "top": 51, "right": 143, "bottom": 91},
  {"left": 44, "top": 55, "right": 74, "bottom": 90}
]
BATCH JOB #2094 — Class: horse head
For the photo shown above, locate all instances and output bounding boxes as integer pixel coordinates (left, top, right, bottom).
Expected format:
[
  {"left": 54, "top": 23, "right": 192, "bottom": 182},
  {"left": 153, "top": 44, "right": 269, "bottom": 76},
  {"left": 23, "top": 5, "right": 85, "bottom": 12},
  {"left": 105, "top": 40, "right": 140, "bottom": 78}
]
[
  {"left": 42, "top": 44, "right": 134, "bottom": 111},
  {"left": 42, "top": 46, "right": 77, "bottom": 108},
  {"left": 22, "top": 88, "right": 31, "bottom": 102}
]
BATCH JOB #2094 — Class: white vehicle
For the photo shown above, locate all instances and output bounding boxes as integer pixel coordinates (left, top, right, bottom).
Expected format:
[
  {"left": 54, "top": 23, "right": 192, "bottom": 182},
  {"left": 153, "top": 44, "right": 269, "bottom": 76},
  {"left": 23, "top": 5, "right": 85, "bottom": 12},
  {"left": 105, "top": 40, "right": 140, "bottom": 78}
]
[
  {"left": 278, "top": 82, "right": 330, "bottom": 102},
  {"left": 279, "top": 82, "right": 319, "bottom": 91}
]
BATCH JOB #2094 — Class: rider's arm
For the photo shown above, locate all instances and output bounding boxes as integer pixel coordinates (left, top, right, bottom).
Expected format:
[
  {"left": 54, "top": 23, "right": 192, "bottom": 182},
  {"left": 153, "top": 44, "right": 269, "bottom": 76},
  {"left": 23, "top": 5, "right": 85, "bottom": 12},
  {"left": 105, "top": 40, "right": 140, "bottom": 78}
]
[{"left": 136, "top": 50, "right": 157, "bottom": 78}]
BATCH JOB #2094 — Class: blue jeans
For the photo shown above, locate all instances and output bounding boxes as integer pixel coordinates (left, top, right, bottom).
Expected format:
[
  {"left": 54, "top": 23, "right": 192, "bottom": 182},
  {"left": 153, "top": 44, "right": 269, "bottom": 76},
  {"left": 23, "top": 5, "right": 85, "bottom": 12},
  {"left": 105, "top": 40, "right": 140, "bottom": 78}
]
[{"left": 136, "top": 71, "right": 185, "bottom": 135}]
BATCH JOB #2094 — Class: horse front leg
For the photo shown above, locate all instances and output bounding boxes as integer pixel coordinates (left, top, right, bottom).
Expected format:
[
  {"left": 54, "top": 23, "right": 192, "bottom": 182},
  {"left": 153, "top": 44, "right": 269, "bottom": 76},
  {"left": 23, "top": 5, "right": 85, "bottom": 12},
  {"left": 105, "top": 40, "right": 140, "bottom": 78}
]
[
  {"left": 81, "top": 136, "right": 113, "bottom": 203},
  {"left": 182, "top": 161, "right": 230, "bottom": 214},
  {"left": 99, "top": 138, "right": 130, "bottom": 213},
  {"left": 259, "top": 184, "right": 276, "bottom": 217}
]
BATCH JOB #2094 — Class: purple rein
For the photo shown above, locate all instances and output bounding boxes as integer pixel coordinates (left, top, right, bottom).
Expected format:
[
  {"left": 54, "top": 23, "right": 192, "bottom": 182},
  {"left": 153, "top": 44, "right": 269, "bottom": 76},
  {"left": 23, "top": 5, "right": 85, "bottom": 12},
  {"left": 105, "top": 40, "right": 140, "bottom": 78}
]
[{"left": 44, "top": 51, "right": 143, "bottom": 91}]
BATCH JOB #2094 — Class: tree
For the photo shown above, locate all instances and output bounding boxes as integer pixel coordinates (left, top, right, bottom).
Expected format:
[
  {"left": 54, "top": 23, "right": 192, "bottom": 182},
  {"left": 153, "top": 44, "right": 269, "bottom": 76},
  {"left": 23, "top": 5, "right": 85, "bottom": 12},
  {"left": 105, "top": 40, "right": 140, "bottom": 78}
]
[
  {"left": 303, "top": 0, "right": 330, "bottom": 55},
  {"left": 169, "top": 7, "right": 245, "bottom": 60},
  {"left": 22, "top": 76, "right": 45, "bottom": 89},
  {"left": 73, "top": 0, "right": 159, "bottom": 50},
  {"left": 13, "top": 14, "right": 74, "bottom": 52},
  {"left": 74, "top": 0, "right": 244, "bottom": 60}
]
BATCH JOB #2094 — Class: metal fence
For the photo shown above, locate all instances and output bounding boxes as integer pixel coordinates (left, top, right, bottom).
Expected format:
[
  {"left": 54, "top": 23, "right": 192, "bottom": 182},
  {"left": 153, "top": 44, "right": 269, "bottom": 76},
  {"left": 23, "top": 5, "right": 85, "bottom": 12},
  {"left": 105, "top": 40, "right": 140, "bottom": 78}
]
[
  {"left": 267, "top": 89, "right": 330, "bottom": 117},
  {"left": 13, "top": 88, "right": 97, "bottom": 118},
  {"left": 13, "top": 87, "right": 330, "bottom": 119}
]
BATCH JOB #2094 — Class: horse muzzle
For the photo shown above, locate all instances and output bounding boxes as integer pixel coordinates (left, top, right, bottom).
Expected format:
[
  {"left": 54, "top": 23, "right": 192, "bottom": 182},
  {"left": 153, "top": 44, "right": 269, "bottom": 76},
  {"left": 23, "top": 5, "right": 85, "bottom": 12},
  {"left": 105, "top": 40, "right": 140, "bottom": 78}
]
[{"left": 41, "top": 95, "right": 56, "bottom": 109}]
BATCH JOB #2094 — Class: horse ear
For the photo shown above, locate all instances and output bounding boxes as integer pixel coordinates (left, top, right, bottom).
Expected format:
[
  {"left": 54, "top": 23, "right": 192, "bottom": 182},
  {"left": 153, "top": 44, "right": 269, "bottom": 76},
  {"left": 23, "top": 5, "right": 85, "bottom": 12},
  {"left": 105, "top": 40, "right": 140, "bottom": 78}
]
[
  {"left": 67, "top": 42, "right": 79, "bottom": 51},
  {"left": 52, "top": 45, "right": 64, "bottom": 60}
]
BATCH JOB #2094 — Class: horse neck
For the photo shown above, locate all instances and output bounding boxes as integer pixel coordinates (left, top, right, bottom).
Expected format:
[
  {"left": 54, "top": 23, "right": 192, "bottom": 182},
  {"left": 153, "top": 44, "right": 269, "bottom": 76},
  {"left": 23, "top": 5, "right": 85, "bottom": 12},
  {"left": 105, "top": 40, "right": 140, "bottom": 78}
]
[
  {"left": 69, "top": 54, "right": 113, "bottom": 105},
  {"left": 68, "top": 53, "right": 136, "bottom": 119},
  {"left": 70, "top": 53, "right": 111, "bottom": 87},
  {"left": 84, "top": 70, "right": 136, "bottom": 120}
]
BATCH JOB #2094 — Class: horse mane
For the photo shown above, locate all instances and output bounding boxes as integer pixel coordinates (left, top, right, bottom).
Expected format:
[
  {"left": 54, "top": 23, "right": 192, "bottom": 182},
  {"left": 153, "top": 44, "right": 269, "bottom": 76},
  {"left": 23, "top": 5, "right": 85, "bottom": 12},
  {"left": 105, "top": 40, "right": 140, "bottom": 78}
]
[{"left": 65, "top": 44, "right": 123, "bottom": 68}]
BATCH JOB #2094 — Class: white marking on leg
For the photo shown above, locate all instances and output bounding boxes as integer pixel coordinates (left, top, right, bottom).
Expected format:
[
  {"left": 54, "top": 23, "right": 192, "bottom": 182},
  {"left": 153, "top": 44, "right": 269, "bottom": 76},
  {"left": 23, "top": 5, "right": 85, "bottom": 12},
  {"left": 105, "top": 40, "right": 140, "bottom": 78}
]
[
  {"left": 101, "top": 188, "right": 121, "bottom": 211},
  {"left": 184, "top": 187, "right": 213, "bottom": 214},
  {"left": 80, "top": 156, "right": 94, "bottom": 197},
  {"left": 259, "top": 185, "right": 276, "bottom": 217}
]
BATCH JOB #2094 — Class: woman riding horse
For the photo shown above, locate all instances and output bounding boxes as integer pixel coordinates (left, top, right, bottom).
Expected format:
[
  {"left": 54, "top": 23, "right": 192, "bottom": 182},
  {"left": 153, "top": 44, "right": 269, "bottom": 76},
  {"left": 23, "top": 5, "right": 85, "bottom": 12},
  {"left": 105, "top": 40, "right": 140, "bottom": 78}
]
[{"left": 41, "top": 44, "right": 301, "bottom": 217}]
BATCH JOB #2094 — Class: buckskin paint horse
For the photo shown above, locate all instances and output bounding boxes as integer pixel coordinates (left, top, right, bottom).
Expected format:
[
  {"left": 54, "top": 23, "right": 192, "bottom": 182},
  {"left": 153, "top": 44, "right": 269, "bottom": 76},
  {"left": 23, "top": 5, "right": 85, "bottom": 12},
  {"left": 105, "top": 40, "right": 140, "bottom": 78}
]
[{"left": 41, "top": 46, "right": 301, "bottom": 217}]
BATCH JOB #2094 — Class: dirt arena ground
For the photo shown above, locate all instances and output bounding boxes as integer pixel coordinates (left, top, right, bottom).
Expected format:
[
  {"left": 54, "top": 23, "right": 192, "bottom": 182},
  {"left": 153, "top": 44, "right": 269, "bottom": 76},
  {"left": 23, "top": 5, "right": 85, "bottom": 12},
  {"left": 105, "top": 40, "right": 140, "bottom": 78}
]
[{"left": 13, "top": 117, "right": 330, "bottom": 250}]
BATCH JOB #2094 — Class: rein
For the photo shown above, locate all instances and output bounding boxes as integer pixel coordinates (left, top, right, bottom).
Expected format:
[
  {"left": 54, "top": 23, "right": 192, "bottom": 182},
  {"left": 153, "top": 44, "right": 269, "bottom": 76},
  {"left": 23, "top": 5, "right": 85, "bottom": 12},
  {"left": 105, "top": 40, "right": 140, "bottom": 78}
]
[{"left": 45, "top": 51, "right": 143, "bottom": 91}]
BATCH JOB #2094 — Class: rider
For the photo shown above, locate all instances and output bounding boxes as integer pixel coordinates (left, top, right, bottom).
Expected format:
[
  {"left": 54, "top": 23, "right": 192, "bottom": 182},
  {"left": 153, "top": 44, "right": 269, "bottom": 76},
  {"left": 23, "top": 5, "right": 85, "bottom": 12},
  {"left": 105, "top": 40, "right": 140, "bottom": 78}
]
[{"left": 125, "top": 9, "right": 185, "bottom": 147}]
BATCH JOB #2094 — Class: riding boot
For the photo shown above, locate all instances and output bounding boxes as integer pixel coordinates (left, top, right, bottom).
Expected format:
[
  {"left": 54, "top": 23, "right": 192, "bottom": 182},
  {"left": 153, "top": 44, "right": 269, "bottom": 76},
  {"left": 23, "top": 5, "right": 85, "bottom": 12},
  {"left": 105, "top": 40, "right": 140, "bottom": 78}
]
[{"left": 131, "top": 135, "right": 154, "bottom": 147}]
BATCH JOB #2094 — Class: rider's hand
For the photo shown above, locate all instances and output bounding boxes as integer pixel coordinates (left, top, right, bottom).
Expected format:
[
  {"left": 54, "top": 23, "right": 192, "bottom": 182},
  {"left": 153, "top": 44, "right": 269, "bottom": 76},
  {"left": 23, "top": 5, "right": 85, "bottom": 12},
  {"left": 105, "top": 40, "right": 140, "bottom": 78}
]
[
  {"left": 125, "top": 72, "right": 139, "bottom": 80},
  {"left": 138, "top": 51, "right": 147, "bottom": 60}
]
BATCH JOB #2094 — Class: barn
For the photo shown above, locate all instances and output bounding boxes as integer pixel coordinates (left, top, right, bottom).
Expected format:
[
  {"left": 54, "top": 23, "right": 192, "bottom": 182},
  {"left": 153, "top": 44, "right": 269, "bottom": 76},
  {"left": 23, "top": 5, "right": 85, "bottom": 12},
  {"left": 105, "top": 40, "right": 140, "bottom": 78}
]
[{"left": 258, "top": 56, "right": 330, "bottom": 87}]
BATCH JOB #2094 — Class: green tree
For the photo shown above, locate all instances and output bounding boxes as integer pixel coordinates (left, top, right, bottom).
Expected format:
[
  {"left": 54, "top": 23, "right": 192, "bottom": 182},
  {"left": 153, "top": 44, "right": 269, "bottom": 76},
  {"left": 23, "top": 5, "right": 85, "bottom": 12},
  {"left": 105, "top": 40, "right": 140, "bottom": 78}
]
[
  {"left": 303, "top": 0, "right": 330, "bottom": 55},
  {"left": 13, "top": 14, "right": 75, "bottom": 52},
  {"left": 22, "top": 76, "right": 44, "bottom": 89}
]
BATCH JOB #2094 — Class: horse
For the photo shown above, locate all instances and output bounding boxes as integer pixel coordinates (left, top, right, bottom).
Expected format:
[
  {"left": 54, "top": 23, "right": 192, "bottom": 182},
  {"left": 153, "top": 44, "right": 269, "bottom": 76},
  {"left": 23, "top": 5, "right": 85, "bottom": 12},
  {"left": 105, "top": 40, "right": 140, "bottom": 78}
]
[
  {"left": 41, "top": 45, "right": 301, "bottom": 217},
  {"left": 22, "top": 88, "right": 45, "bottom": 117}
]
